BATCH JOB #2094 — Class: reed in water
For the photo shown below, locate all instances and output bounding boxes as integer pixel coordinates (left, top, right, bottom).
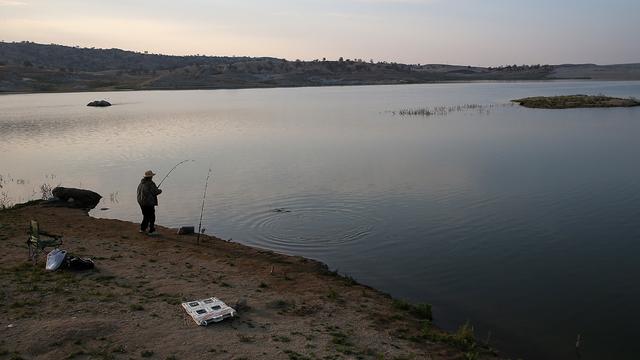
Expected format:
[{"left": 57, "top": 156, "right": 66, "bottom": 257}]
[{"left": 390, "top": 103, "right": 504, "bottom": 117}]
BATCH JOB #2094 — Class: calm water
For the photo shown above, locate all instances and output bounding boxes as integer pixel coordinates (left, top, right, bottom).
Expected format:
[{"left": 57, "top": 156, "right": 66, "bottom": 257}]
[{"left": 2, "top": 81, "right": 640, "bottom": 359}]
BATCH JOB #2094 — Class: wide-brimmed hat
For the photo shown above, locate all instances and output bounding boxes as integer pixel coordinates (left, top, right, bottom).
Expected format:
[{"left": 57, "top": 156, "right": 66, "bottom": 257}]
[{"left": 144, "top": 170, "right": 156, "bottom": 178}]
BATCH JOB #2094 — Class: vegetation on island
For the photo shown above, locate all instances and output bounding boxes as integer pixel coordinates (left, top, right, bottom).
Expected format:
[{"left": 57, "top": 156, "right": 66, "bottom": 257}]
[{"left": 512, "top": 95, "right": 640, "bottom": 109}]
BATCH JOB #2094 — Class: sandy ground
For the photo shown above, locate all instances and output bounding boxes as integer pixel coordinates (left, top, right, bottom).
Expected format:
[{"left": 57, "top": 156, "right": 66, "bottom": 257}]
[{"left": 0, "top": 203, "right": 505, "bottom": 360}]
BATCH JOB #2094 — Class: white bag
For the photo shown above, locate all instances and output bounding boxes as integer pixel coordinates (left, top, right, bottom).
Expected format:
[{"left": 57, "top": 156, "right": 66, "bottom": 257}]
[{"left": 46, "top": 249, "right": 67, "bottom": 271}]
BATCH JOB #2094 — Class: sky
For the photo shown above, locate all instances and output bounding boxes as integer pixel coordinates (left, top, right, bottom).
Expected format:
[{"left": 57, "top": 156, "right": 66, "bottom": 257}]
[{"left": 0, "top": 0, "right": 638, "bottom": 66}]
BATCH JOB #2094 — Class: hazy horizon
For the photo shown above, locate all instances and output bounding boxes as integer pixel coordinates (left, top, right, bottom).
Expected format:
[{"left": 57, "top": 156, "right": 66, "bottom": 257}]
[{"left": 1, "top": 0, "right": 639, "bottom": 67}]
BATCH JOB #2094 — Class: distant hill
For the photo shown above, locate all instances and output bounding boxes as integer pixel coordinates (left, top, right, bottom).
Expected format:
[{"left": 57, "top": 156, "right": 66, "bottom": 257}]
[
  {"left": 1, "top": 41, "right": 639, "bottom": 93},
  {"left": 548, "top": 63, "right": 640, "bottom": 81}
]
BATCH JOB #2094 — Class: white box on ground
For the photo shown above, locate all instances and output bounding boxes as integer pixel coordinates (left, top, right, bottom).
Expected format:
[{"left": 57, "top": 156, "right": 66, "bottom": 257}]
[{"left": 181, "top": 297, "right": 236, "bottom": 326}]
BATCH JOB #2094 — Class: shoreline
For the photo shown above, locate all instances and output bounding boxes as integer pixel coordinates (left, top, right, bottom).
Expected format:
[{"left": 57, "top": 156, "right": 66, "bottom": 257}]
[
  {"left": 0, "top": 202, "right": 505, "bottom": 359},
  {"left": 0, "top": 78, "right": 633, "bottom": 97}
]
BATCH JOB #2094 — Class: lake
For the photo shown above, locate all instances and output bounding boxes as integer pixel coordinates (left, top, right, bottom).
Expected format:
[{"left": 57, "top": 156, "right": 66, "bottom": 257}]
[{"left": 1, "top": 81, "right": 640, "bottom": 359}]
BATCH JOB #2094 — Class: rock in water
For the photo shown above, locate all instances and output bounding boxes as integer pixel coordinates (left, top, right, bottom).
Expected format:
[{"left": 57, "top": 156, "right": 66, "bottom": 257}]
[
  {"left": 51, "top": 187, "right": 102, "bottom": 209},
  {"left": 87, "top": 100, "right": 111, "bottom": 107}
]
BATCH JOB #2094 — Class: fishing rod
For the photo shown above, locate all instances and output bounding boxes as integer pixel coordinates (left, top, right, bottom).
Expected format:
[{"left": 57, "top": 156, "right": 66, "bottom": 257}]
[
  {"left": 197, "top": 168, "right": 212, "bottom": 245},
  {"left": 157, "top": 159, "right": 192, "bottom": 188}
]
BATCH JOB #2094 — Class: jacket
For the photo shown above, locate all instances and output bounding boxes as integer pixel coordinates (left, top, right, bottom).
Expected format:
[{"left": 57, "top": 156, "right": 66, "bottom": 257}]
[{"left": 137, "top": 177, "right": 162, "bottom": 207}]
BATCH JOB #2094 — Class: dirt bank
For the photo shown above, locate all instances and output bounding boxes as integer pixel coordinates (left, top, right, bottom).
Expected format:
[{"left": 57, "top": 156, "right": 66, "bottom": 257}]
[{"left": 0, "top": 203, "right": 504, "bottom": 360}]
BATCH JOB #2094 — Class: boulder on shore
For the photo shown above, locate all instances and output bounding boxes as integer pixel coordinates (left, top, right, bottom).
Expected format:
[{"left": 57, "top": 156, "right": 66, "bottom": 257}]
[
  {"left": 51, "top": 187, "right": 102, "bottom": 209},
  {"left": 87, "top": 100, "right": 111, "bottom": 107}
]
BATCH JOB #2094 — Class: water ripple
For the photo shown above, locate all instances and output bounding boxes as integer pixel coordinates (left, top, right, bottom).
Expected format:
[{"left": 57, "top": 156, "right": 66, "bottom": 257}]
[{"left": 227, "top": 193, "right": 380, "bottom": 254}]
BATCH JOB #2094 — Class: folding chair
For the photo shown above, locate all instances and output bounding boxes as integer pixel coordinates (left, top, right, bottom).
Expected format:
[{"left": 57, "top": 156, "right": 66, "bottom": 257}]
[{"left": 27, "top": 220, "right": 63, "bottom": 264}]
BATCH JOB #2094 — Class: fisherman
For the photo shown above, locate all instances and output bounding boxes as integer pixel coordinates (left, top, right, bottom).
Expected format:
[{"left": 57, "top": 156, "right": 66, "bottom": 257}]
[{"left": 137, "top": 170, "right": 162, "bottom": 236}]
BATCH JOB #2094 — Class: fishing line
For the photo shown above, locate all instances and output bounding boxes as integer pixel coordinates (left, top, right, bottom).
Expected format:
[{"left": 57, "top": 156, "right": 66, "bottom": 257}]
[{"left": 157, "top": 159, "right": 193, "bottom": 188}]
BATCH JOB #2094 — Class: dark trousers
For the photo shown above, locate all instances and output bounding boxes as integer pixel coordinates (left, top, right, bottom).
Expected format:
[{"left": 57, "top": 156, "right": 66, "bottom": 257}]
[{"left": 140, "top": 205, "right": 156, "bottom": 232}]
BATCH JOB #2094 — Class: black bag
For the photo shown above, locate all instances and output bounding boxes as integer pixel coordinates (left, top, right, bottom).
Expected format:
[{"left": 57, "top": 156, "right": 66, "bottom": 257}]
[{"left": 66, "top": 256, "right": 95, "bottom": 271}]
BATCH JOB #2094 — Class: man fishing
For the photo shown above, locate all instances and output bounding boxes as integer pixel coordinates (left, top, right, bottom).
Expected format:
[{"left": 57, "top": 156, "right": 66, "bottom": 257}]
[{"left": 137, "top": 170, "right": 162, "bottom": 236}]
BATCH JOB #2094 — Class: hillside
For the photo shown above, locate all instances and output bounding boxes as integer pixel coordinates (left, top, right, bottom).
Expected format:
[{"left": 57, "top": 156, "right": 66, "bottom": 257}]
[{"left": 1, "top": 41, "right": 639, "bottom": 93}]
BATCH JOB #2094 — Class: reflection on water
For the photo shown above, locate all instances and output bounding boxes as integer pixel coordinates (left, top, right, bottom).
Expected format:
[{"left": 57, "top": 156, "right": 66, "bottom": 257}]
[{"left": 2, "top": 81, "right": 640, "bottom": 359}]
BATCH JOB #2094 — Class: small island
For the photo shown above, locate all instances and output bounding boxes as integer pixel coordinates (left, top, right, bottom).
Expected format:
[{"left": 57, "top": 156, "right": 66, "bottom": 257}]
[
  {"left": 512, "top": 95, "right": 640, "bottom": 109},
  {"left": 87, "top": 100, "right": 111, "bottom": 107}
]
